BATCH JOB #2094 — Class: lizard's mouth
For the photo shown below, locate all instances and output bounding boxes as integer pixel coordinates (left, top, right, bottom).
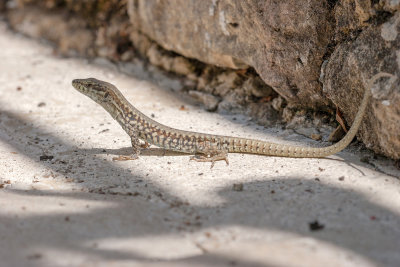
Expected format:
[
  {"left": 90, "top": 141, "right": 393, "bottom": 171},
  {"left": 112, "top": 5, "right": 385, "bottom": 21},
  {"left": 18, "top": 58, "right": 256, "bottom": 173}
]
[{"left": 71, "top": 79, "right": 88, "bottom": 93}]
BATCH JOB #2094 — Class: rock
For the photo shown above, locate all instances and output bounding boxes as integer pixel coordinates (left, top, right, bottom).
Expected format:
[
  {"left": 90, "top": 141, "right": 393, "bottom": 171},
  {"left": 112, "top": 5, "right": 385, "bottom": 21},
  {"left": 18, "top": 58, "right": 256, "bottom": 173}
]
[
  {"left": 196, "top": 66, "right": 221, "bottom": 93},
  {"left": 311, "top": 133, "right": 322, "bottom": 141},
  {"left": 6, "top": 7, "right": 94, "bottom": 56},
  {"left": 248, "top": 102, "right": 279, "bottom": 127},
  {"left": 146, "top": 44, "right": 196, "bottom": 76},
  {"left": 328, "top": 126, "right": 346, "bottom": 143},
  {"left": 127, "top": 0, "right": 333, "bottom": 107},
  {"left": 333, "top": 0, "right": 374, "bottom": 42},
  {"left": 0, "top": 1, "right": 5, "bottom": 12},
  {"left": 94, "top": 16, "right": 133, "bottom": 61},
  {"left": 5, "top": 1, "right": 131, "bottom": 58},
  {"left": 322, "top": 12, "right": 400, "bottom": 159},
  {"left": 243, "top": 76, "right": 274, "bottom": 98},
  {"left": 218, "top": 91, "right": 246, "bottom": 114},
  {"left": 188, "top": 90, "right": 221, "bottom": 111},
  {"left": 214, "top": 72, "right": 241, "bottom": 96},
  {"left": 146, "top": 44, "right": 171, "bottom": 70},
  {"left": 171, "top": 57, "right": 194, "bottom": 77},
  {"left": 232, "top": 183, "right": 244, "bottom": 191},
  {"left": 282, "top": 107, "right": 295, "bottom": 123},
  {"left": 129, "top": 29, "right": 153, "bottom": 57},
  {"left": 120, "top": 50, "right": 134, "bottom": 61},
  {"left": 382, "top": 0, "right": 400, "bottom": 12},
  {"left": 271, "top": 96, "right": 285, "bottom": 111}
]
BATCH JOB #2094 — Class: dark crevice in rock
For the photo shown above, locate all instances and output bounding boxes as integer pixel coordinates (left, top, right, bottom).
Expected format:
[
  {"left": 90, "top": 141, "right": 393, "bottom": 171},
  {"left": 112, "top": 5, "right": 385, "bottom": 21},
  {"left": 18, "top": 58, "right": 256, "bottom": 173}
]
[
  {"left": 326, "top": 0, "right": 339, "bottom": 10},
  {"left": 228, "top": 22, "right": 239, "bottom": 28},
  {"left": 367, "top": 10, "right": 394, "bottom": 26},
  {"left": 371, "top": 0, "right": 380, "bottom": 6},
  {"left": 321, "top": 40, "right": 337, "bottom": 62},
  {"left": 116, "top": 38, "right": 133, "bottom": 55}
]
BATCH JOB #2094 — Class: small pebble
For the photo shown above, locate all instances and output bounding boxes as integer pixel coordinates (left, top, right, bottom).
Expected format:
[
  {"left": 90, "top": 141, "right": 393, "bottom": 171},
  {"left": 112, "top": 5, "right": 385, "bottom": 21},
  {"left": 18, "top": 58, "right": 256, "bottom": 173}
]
[
  {"left": 232, "top": 183, "right": 243, "bottom": 191},
  {"left": 39, "top": 155, "right": 54, "bottom": 161},
  {"left": 309, "top": 220, "right": 324, "bottom": 231},
  {"left": 311, "top": 133, "right": 322, "bottom": 141}
]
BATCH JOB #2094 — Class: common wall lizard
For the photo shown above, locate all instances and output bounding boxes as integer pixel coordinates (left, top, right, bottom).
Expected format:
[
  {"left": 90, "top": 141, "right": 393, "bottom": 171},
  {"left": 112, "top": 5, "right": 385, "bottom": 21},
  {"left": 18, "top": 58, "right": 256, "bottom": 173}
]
[{"left": 72, "top": 73, "right": 390, "bottom": 167}]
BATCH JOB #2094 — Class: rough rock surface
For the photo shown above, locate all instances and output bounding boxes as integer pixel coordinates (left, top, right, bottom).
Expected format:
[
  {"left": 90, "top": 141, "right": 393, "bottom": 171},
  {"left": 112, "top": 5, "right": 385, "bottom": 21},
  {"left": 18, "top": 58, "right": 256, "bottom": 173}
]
[
  {"left": 127, "top": 0, "right": 333, "bottom": 107},
  {"left": 323, "top": 4, "right": 400, "bottom": 158},
  {"left": 7, "top": 0, "right": 132, "bottom": 60},
  {"left": 6, "top": 7, "right": 95, "bottom": 56}
]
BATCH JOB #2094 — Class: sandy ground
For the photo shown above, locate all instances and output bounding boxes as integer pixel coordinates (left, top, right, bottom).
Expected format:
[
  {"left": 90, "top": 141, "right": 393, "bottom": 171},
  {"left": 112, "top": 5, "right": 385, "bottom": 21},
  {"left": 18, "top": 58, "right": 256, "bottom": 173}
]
[{"left": 0, "top": 21, "right": 400, "bottom": 267}]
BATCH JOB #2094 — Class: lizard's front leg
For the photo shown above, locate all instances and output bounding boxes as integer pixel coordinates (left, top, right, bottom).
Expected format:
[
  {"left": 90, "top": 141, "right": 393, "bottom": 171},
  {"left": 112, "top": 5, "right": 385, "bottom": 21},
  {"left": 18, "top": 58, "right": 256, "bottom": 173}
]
[
  {"left": 140, "top": 141, "right": 150, "bottom": 149},
  {"left": 112, "top": 133, "right": 141, "bottom": 161}
]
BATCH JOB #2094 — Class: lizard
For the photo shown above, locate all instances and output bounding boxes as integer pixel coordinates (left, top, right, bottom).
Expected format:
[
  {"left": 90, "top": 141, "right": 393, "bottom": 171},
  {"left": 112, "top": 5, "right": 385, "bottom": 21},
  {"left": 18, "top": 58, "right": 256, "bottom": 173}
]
[{"left": 71, "top": 73, "right": 391, "bottom": 167}]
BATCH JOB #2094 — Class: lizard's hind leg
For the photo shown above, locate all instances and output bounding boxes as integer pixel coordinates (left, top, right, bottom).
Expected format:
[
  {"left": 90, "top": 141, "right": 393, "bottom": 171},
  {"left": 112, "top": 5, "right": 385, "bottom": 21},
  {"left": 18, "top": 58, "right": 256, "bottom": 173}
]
[
  {"left": 112, "top": 134, "right": 141, "bottom": 161},
  {"left": 190, "top": 150, "right": 229, "bottom": 168}
]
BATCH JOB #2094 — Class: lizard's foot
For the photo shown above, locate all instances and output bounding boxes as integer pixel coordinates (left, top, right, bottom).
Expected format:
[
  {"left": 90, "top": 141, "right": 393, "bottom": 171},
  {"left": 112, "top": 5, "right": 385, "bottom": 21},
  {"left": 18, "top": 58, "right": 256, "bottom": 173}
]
[
  {"left": 140, "top": 141, "right": 150, "bottom": 149},
  {"left": 112, "top": 154, "right": 139, "bottom": 161},
  {"left": 113, "top": 147, "right": 140, "bottom": 161},
  {"left": 190, "top": 151, "right": 229, "bottom": 169},
  {"left": 115, "top": 136, "right": 142, "bottom": 161}
]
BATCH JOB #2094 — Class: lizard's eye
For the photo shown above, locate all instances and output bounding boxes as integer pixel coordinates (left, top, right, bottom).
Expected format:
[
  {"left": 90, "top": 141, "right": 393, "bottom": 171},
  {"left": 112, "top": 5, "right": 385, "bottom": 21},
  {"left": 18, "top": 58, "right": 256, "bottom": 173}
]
[{"left": 104, "top": 92, "right": 109, "bottom": 99}]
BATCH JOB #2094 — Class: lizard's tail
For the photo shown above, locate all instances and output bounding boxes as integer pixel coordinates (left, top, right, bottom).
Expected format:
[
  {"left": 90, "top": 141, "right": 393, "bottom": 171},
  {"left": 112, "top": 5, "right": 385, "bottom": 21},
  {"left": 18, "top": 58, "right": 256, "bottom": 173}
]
[{"left": 232, "top": 72, "right": 393, "bottom": 158}]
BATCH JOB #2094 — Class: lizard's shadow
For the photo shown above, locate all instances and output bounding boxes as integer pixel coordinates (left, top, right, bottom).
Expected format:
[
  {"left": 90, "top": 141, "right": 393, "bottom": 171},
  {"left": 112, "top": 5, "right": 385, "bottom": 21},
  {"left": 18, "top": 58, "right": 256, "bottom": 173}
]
[
  {"left": 81, "top": 147, "right": 189, "bottom": 157},
  {"left": 79, "top": 146, "right": 369, "bottom": 176}
]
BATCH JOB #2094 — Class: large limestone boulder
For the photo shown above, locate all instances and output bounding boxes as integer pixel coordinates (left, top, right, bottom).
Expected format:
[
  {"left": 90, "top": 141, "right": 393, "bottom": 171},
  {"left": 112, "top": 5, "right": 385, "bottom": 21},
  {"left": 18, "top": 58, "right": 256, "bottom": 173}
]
[{"left": 127, "top": 0, "right": 333, "bottom": 108}]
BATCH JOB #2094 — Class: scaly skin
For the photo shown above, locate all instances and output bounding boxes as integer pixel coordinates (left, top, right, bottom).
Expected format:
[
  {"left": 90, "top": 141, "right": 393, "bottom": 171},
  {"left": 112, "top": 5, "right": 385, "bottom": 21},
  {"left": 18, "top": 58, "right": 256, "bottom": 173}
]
[{"left": 72, "top": 74, "right": 388, "bottom": 166}]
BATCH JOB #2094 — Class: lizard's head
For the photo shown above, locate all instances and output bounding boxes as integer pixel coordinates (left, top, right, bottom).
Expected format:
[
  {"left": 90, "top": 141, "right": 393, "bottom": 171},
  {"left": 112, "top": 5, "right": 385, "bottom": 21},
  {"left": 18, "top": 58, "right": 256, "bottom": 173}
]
[
  {"left": 72, "top": 78, "right": 127, "bottom": 118},
  {"left": 72, "top": 78, "right": 115, "bottom": 101}
]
